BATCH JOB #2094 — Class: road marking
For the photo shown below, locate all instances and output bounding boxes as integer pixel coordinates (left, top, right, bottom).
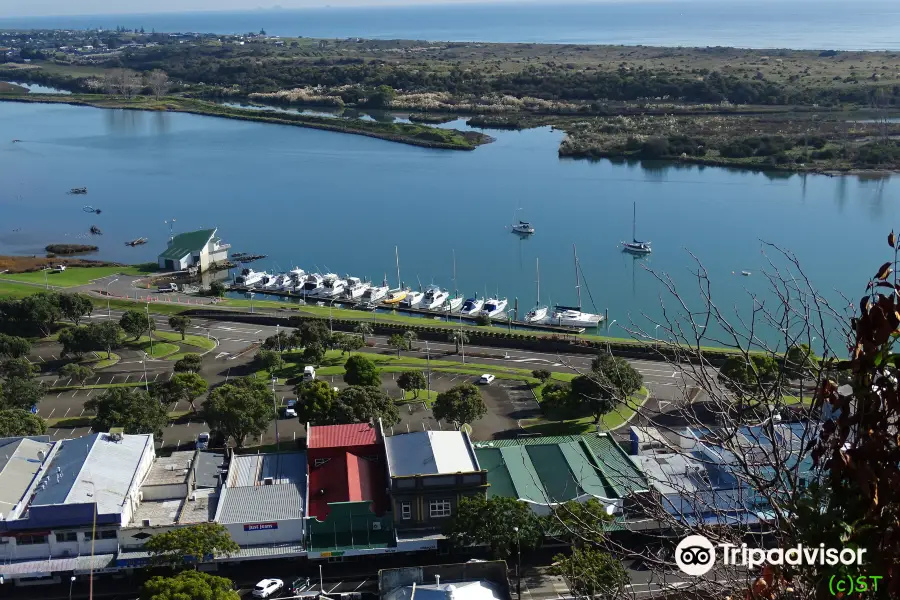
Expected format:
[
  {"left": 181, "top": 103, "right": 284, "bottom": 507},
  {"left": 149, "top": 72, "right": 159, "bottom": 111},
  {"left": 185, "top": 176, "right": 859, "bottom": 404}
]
[
  {"left": 93, "top": 376, "right": 101, "bottom": 384},
  {"left": 52, "top": 429, "right": 59, "bottom": 436},
  {"left": 71, "top": 390, "right": 79, "bottom": 398},
  {"left": 50, "top": 355, "right": 57, "bottom": 361},
  {"left": 86, "top": 389, "right": 93, "bottom": 397},
  {"left": 153, "top": 372, "right": 160, "bottom": 382},
  {"left": 354, "top": 580, "right": 368, "bottom": 591},
  {"left": 64, "top": 408, "right": 71, "bottom": 417},
  {"left": 50, "top": 378, "right": 58, "bottom": 387},
  {"left": 123, "top": 374, "right": 130, "bottom": 383},
  {"left": 64, "top": 378, "right": 72, "bottom": 386},
  {"left": 327, "top": 583, "right": 341, "bottom": 594},
  {"left": 48, "top": 408, "right": 56, "bottom": 418},
  {"left": 56, "top": 392, "right": 63, "bottom": 398},
  {"left": 69, "top": 428, "right": 77, "bottom": 436},
  {"left": 80, "top": 408, "right": 85, "bottom": 416}
]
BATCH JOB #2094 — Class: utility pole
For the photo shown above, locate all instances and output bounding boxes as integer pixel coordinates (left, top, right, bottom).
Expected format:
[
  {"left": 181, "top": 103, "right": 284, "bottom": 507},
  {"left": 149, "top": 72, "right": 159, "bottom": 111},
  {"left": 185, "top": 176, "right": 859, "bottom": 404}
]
[
  {"left": 145, "top": 304, "right": 153, "bottom": 356},
  {"left": 272, "top": 375, "right": 280, "bottom": 448}
]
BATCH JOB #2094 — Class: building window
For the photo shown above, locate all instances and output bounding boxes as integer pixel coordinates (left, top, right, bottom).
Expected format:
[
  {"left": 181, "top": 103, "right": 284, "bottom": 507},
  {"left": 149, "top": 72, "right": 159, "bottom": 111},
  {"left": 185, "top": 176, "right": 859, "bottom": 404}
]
[
  {"left": 84, "top": 532, "right": 93, "bottom": 541},
  {"left": 101, "top": 530, "right": 117, "bottom": 540},
  {"left": 401, "top": 502, "right": 412, "bottom": 520},
  {"left": 56, "top": 532, "right": 77, "bottom": 543},
  {"left": 429, "top": 499, "right": 451, "bottom": 519},
  {"left": 18, "top": 534, "right": 47, "bottom": 545}
]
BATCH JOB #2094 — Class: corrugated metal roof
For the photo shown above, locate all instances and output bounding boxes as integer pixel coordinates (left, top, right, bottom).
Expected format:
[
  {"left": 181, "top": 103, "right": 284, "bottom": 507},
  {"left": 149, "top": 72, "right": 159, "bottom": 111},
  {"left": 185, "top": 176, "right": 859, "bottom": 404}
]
[
  {"left": 308, "top": 424, "right": 376, "bottom": 449},
  {"left": 0, "top": 553, "right": 114, "bottom": 576},
  {"left": 158, "top": 229, "right": 216, "bottom": 260},
  {"left": 580, "top": 435, "right": 650, "bottom": 495},
  {"left": 217, "top": 452, "right": 306, "bottom": 524},
  {"left": 31, "top": 433, "right": 154, "bottom": 516},
  {"left": 144, "top": 451, "right": 194, "bottom": 486},
  {"left": 0, "top": 438, "right": 52, "bottom": 513},
  {"left": 385, "top": 431, "right": 478, "bottom": 477},
  {"left": 387, "top": 581, "right": 506, "bottom": 600}
]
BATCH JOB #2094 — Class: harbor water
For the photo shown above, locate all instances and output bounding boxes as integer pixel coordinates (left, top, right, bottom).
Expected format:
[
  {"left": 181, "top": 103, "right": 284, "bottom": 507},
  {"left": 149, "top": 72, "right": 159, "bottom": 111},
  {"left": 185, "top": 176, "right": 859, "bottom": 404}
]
[{"left": 0, "top": 102, "right": 895, "bottom": 347}]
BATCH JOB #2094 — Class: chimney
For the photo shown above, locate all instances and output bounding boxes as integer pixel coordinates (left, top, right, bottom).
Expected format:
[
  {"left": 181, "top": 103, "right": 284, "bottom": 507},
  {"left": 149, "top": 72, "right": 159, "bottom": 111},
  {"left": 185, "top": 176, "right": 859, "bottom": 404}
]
[{"left": 435, "top": 576, "right": 440, "bottom": 587}]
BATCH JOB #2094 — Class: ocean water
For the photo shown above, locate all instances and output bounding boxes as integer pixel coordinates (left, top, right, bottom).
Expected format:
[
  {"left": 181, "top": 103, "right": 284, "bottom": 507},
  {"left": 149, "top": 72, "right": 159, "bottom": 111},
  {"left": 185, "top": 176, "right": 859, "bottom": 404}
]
[
  {"left": 3, "top": 0, "right": 900, "bottom": 50},
  {"left": 1, "top": 102, "right": 894, "bottom": 347}
]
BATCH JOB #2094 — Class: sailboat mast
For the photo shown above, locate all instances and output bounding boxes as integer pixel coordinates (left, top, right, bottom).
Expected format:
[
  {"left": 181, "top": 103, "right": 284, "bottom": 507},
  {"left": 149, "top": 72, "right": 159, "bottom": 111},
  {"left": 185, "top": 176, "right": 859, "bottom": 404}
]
[
  {"left": 452, "top": 250, "right": 458, "bottom": 295},
  {"left": 632, "top": 202, "right": 637, "bottom": 242},
  {"left": 574, "top": 244, "right": 582, "bottom": 310},
  {"left": 395, "top": 246, "right": 401, "bottom": 289},
  {"left": 536, "top": 258, "right": 541, "bottom": 306}
]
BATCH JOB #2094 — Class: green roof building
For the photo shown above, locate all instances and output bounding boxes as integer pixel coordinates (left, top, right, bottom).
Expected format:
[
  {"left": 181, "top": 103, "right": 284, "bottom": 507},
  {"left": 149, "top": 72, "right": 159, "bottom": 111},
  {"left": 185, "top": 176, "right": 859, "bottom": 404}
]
[{"left": 157, "top": 228, "right": 229, "bottom": 272}]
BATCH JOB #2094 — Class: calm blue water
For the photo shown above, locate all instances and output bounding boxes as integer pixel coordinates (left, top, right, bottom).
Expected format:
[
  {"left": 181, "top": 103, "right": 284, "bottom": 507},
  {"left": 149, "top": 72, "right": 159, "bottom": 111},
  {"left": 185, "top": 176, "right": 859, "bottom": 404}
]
[
  {"left": 4, "top": 0, "right": 900, "bottom": 50},
  {"left": 1, "top": 102, "right": 893, "bottom": 348}
]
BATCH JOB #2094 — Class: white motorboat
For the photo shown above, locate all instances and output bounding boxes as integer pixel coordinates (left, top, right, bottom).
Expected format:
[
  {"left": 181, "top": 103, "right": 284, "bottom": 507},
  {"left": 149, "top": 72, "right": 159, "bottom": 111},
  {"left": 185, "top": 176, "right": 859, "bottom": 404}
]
[
  {"left": 401, "top": 290, "right": 425, "bottom": 308},
  {"left": 300, "top": 273, "right": 325, "bottom": 296},
  {"left": 421, "top": 285, "right": 450, "bottom": 310},
  {"left": 344, "top": 276, "right": 370, "bottom": 299},
  {"left": 287, "top": 269, "right": 307, "bottom": 291},
  {"left": 481, "top": 297, "right": 509, "bottom": 318},
  {"left": 264, "top": 274, "right": 286, "bottom": 290},
  {"left": 526, "top": 258, "right": 549, "bottom": 323},
  {"left": 512, "top": 221, "right": 535, "bottom": 235},
  {"left": 362, "top": 283, "right": 389, "bottom": 303},
  {"left": 255, "top": 274, "right": 276, "bottom": 289},
  {"left": 460, "top": 296, "right": 484, "bottom": 315},
  {"left": 446, "top": 295, "right": 465, "bottom": 312},
  {"left": 621, "top": 202, "right": 652, "bottom": 255},
  {"left": 319, "top": 274, "right": 347, "bottom": 298},
  {"left": 236, "top": 269, "right": 267, "bottom": 287}
]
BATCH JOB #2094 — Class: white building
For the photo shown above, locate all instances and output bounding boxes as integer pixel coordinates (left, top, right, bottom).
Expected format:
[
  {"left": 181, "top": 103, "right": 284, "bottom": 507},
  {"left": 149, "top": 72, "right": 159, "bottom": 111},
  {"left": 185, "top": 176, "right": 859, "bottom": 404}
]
[{"left": 157, "top": 227, "right": 229, "bottom": 273}]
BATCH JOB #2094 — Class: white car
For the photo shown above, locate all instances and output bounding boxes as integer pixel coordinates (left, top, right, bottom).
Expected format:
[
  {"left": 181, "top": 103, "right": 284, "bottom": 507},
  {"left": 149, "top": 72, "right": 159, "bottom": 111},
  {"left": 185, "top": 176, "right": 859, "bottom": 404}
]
[
  {"left": 478, "top": 374, "right": 496, "bottom": 385},
  {"left": 252, "top": 579, "right": 284, "bottom": 599},
  {"left": 283, "top": 407, "right": 297, "bottom": 419}
]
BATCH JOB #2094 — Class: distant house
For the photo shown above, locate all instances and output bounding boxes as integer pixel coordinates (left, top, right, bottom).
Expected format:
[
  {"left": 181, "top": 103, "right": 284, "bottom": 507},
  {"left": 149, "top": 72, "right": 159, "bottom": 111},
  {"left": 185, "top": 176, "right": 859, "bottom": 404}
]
[{"left": 157, "top": 227, "right": 229, "bottom": 272}]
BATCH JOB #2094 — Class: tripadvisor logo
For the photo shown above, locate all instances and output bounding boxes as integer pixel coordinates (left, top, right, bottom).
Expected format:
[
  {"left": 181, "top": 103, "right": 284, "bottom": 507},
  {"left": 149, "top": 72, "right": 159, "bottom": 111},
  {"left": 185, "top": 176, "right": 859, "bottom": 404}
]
[{"left": 674, "top": 535, "right": 867, "bottom": 577}]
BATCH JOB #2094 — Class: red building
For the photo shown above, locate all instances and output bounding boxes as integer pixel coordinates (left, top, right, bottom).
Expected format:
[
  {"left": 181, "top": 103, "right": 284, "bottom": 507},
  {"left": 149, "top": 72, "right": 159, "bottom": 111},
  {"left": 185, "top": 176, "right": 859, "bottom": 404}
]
[{"left": 306, "top": 423, "right": 389, "bottom": 521}]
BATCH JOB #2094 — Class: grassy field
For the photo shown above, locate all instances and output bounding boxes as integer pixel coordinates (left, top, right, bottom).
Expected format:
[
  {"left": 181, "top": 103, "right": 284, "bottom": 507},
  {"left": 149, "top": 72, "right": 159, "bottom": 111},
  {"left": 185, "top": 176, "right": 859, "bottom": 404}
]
[
  {"left": 522, "top": 387, "right": 650, "bottom": 435},
  {"left": 153, "top": 330, "right": 217, "bottom": 351},
  {"left": 84, "top": 351, "right": 121, "bottom": 369},
  {"left": 123, "top": 335, "right": 180, "bottom": 359},
  {"left": 1, "top": 265, "right": 147, "bottom": 288}
]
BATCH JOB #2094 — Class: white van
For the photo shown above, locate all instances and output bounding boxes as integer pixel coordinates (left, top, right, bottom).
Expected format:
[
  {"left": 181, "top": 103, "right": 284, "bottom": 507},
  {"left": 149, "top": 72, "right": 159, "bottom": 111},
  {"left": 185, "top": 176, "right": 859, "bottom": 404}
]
[{"left": 303, "top": 366, "right": 316, "bottom": 382}]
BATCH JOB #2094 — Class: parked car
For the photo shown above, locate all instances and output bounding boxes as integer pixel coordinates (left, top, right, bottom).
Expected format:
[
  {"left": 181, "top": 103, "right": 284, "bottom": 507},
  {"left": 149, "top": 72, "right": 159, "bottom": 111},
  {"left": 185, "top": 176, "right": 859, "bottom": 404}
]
[
  {"left": 303, "top": 366, "right": 316, "bottom": 381},
  {"left": 195, "top": 432, "right": 210, "bottom": 450},
  {"left": 478, "top": 374, "right": 496, "bottom": 385},
  {"left": 286, "top": 399, "right": 297, "bottom": 409},
  {"left": 289, "top": 577, "right": 312, "bottom": 595},
  {"left": 252, "top": 579, "right": 284, "bottom": 598},
  {"left": 283, "top": 407, "right": 297, "bottom": 419}
]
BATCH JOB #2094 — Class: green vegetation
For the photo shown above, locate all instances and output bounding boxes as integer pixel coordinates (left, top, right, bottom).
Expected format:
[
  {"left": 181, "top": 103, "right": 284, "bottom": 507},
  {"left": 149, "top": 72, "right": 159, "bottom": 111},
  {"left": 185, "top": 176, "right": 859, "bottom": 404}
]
[
  {"left": 124, "top": 335, "right": 179, "bottom": 359},
  {"left": 524, "top": 387, "right": 649, "bottom": 435},
  {"left": 88, "top": 351, "right": 121, "bottom": 369},
  {"left": 144, "top": 522, "right": 239, "bottom": 567},
  {"left": 0, "top": 265, "right": 146, "bottom": 287},
  {"left": 2, "top": 94, "right": 490, "bottom": 151},
  {"left": 153, "top": 330, "right": 216, "bottom": 351},
  {"left": 44, "top": 244, "right": 99, "bottom": 255},
  {"left": 85, "top": 387, "right": 169, "bottom": 436}
]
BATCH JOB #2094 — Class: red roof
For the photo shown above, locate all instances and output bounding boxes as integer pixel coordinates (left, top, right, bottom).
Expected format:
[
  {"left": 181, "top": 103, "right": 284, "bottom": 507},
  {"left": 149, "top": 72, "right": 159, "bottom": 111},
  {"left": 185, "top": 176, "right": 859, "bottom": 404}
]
[
  {"left": 308, "top": 423, "right": 377, "bottom": 449},
  {"left": 308, "top": 450, "right": 387, "bottom": 520}
]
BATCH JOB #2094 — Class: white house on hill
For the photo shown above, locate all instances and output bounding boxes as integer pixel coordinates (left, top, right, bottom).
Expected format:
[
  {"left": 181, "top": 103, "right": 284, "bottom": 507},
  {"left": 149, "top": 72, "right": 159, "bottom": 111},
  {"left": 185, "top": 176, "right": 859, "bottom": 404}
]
[{"left": 157, "top": 228, "right": 229, "bottom": 272}]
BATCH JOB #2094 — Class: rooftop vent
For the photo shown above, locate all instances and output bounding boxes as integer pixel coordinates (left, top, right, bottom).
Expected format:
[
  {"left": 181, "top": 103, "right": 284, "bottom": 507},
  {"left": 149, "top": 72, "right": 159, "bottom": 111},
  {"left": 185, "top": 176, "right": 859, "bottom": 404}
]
[{"left": 263, "top": 477, "right": 274, "bottom": 485}]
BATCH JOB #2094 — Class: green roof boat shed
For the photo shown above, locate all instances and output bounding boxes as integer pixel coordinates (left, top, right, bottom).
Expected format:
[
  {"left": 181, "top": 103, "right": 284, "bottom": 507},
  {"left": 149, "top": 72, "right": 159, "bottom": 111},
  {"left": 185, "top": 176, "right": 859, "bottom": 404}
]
[{"left": 157, "top": 227, "right": 229, "bottom": 272}]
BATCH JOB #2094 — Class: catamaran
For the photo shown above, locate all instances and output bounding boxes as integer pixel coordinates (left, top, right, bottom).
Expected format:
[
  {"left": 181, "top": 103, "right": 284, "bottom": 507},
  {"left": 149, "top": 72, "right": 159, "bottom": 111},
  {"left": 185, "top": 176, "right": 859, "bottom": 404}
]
[
  {"left": 525, "top": 258, "right": 549, "bottom": 323},
  {"left": 422, "top": 285, "right": 450, "bottom": 310},
  {"left": 343, "top": 276, "right": 370, "bottom": 299},
  {"left": 549, "top": 245, "right": 604, "bottom": 328},
  {"left": 481, "top": 296, "right": 509, "bottom": 318},
  {"left": 461, "top": 295, "right": 484, "bottom": 315},
  {"left": 621, "top": 202, "right": 652, "bottom": 255}
]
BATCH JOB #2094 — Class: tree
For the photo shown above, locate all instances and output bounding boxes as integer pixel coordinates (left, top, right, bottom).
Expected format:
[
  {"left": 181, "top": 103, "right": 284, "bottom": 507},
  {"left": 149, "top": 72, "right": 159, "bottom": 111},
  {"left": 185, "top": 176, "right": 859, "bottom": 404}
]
[
  {"left": 120, "top": 309, "right": 153, "bottom": 340},
  {"left": 532, "top": 369, "right": 552, "bottom": 383},
  {"left": 0, "top": 409, "right": 47, "bottom": 436},
  {"left": 142, "top": 571, "right": 239, "bottom": 600},
  {"left": 0, "top": 334, "right": 31, "bottom": 359},
  {"left": 59, "top": 326, "right": 91, "bottom": 358},
  {"left": 549, "top": 547, "right": 627, "bottom": 599},
  {"left": 403, "top": 330, "right": 417, "bottom": 350},
  {"left": 571, "top": 352, "right": 644, "bottom": 423},
  {"left": 433, "top": 383, "right": 487, "bottom": 426},
  {"left": 388, "top": 334, "right": 407, "bottom": 357},
  {"left": 208, "top": 281, "right": 226, "bottom": 297},
  {"left": 784, "top": 343, "right": 817, "bottom": 381},
  {"left": 263, "top": 330, "right": 291, "bottom": 353},
  {"left": 295, "top": 380, "right": 339, "bottom": 424},
  {"left": 60, "top": 363, "right": 94, "bottom": 387},
  {"left": 19, "top": 292, "right": 61, "bottom": 338},
  {"left": 718, "top": 354, "right": 778, "bottom": 398},
  {"left": 397, "top": 370, "right": 427, "bottom": 399},
  {"left": 144, "top": 523, "right": 239, "bottom": 567},
  {"left": 336, "top": 333, "right": 364, "bottom": 356},
  {"left": 174, "top": 353, "right": 203, "bottom": 373},
  {"left": 202, "top": 378, "right": 274, "bottom": 448},
  {"left": 255, "top": 349, "right": 284, "bottom": 374},
  {"left": 445, "top": 496, "right": 543, "bottom": 558},
  {"left": 59, "top": 293, "right": 93, "bottom": 326},
  {"left": 1, "top": 377, "right": 43, "bottom": 411},
  {"left": 146, "top": 69, "right": 170, "bottom": 100},
  {"left": 448, "top": 329, "right": 469, "bottom": 354},
  {"left": 354, "top": 321, "right": 373, "bottom": 341},
  {"left": 335, "top": 385, "right": 400, "bottom": 426},
  {"left": 548, "top": 498, "right": 614, "bottom": 546},
  {"left": 570, "top": 375, "right": 616, "bottom": 423},
  {"left": 86, "top": 388, "right": 168, "bottom": 435},
  {"left": 166, "top": 372, "right": 208, "bottom": 413},
  {"left": 366, "top": 84, "right": 396, "bottom": 108},
  {"left": 344, "top": 354, "right": 380, "bottom": 387},
  {"left": 168, "top": 316, "right": 192, "bottom": 340},
  {"left": 303, "top": 342, "right": 326, "bottom": 366},
  {"left": 90, "top": 321, "right": 123, "bottom": 359},
  {"left": 1, "top": 357, "right": 33, "bottom": 379},
  {"left": 299, "top": 320, "right": 330, "bottom": 347}
]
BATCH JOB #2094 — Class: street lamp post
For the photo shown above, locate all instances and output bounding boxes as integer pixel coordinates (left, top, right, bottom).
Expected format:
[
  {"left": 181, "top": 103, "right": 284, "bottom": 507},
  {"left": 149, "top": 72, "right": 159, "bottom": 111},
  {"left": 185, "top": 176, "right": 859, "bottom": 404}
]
[
  {"left": 145, "top": 304, "right": 153, "bottom": 357},
  {"left": 425, "top": 341, "right": 431, "bottom": 398},
  {"left": 655, "top": 324, "right": 661, "bottom": 349},
  {"left": 329, "top": 299, "right": 336, "bottom": 334},
  {"left": 142, "top": 353, "right": 149, "bottom": 393},
  {"left": 513, "top": 526, "right": 522, "bottom": 599},
  {"left": 248, "top": 292, "right": 255, "bottom": 314},
  {"left": 506, "top": 309, "right": 514, "bottom": 333},
  {"left": 271, "top": 376, "right": 280, "bottom": 449},
  {"left": 106, "top": 278, "right": 119, "bottom": 318},
  {"left": 43, "top": 267, "right": 51, "bottom": 290},
  {"left": 69, "top": 576, "right": 76, "bottom": 600},
  {"left": 319, "top": 564, "right": 324, "bottom": 592}
]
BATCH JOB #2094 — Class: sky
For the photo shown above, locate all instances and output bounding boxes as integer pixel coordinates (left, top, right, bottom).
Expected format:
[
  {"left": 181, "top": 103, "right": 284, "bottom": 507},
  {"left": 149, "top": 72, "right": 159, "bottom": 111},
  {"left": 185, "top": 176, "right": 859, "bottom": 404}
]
[{"left": 1, "top": 0, "right": 572, "bottom": 18}]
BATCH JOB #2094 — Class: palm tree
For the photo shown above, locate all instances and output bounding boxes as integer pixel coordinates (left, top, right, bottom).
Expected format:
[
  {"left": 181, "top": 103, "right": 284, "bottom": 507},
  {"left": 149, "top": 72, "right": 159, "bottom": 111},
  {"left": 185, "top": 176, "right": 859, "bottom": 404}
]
[
  {"left": 355, "top": 322, "right": 373, "bottom": 342},
  {"left": 403, "top": 330, "right": 418, "bottom": 351},
  {"left": 448, "top": 329, "right": 469, "bottom": 354}
]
